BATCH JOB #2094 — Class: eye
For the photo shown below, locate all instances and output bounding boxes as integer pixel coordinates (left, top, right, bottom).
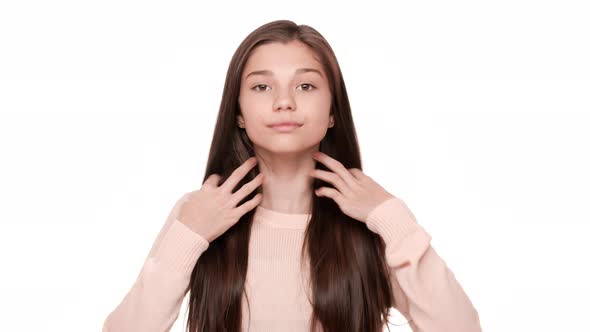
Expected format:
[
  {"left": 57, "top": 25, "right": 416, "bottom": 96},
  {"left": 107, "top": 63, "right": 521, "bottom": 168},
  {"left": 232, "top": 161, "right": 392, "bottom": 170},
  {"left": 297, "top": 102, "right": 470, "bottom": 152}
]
[
  {"left": 252, "top": 84, "right": 270, "bottom": 92},
  {"left": 298, "top": 83, "right": 316, "bottom": 91},
  {"left": 251, "top": 83, "right": 316, "bottom": 92}
]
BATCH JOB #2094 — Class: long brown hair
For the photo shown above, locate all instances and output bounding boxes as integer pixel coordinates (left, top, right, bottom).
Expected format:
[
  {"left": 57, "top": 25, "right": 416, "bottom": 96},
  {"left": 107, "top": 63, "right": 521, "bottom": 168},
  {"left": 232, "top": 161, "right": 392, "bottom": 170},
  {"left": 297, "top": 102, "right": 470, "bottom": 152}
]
[{"left": 186, "top": 20, "right": 397, "bottom": 332}]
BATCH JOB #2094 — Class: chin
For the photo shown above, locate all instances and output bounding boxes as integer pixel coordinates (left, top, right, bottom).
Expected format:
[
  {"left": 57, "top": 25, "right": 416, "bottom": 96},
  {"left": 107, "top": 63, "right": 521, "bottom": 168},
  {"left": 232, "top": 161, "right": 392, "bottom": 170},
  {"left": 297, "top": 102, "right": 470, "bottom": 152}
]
[{"left": 254, "top": 144, "right": 319, "bottom": 156}]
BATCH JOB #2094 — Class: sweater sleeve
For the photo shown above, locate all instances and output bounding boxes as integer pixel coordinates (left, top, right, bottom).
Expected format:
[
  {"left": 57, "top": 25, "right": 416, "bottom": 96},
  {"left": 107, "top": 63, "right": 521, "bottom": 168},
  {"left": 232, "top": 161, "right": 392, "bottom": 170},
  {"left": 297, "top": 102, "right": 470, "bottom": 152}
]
[
  {"left": 365, "top": 197, "right": 482, "bottom": 332},
  {"left": 102, "top": 193, "right": 210, "bottom": 332}
]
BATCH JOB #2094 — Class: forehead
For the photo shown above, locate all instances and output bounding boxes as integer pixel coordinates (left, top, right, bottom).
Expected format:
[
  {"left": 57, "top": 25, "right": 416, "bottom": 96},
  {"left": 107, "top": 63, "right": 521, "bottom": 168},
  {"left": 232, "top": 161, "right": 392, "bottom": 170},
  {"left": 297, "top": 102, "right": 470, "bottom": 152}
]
[{"left": 242, "top": 41, "right": 324, "bottom": 78}]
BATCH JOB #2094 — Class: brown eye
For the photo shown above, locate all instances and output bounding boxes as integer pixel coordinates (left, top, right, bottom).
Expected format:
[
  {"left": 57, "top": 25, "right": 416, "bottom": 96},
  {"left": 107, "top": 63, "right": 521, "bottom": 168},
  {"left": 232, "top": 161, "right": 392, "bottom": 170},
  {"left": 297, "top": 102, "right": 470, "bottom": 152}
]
[
  {"left": 299, "top": 83, "right": 316, "bottom": 91},
  {"left": 252, "top": 84, "right": 269, "bottom": 92}
]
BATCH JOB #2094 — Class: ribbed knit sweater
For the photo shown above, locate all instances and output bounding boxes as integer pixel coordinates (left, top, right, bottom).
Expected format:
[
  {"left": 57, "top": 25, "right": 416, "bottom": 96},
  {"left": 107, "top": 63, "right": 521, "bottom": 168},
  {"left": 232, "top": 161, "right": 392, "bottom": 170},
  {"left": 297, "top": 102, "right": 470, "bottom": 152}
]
[{"left": 102, "top": 193, "right": 482, "bottom": 332}]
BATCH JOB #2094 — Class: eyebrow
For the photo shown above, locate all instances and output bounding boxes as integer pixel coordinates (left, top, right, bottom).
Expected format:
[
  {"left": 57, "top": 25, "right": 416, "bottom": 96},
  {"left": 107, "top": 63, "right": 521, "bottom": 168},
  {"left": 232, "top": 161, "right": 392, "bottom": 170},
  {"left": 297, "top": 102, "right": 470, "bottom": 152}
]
[{"left": 245, "top": 68, "right": 324, "bottom": 79}]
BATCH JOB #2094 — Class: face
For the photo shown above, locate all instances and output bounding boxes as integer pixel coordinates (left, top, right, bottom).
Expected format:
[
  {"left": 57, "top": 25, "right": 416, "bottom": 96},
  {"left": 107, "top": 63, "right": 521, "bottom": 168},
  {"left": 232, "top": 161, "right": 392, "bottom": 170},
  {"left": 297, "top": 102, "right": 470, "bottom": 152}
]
[{"left": 237, "top": 40, "right": 334, "bottom": 156}]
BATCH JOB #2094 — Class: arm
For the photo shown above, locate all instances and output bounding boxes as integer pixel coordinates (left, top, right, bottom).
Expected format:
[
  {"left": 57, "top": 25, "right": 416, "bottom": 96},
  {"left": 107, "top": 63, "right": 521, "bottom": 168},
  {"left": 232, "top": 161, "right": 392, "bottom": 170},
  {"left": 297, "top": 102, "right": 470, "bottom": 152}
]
[
  {"left": 365, "top": 197, "right": 482, "bottom": 332},
  {"left": 102, "top": 193, "right": 210, "bottom": 332}
]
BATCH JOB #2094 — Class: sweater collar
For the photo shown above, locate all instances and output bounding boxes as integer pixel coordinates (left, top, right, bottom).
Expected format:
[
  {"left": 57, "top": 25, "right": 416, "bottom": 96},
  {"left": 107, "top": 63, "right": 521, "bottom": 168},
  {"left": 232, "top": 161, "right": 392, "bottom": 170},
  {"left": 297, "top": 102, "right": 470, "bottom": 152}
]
[{"left": 253, "top": 205, "right": 311, "bottom": 230}]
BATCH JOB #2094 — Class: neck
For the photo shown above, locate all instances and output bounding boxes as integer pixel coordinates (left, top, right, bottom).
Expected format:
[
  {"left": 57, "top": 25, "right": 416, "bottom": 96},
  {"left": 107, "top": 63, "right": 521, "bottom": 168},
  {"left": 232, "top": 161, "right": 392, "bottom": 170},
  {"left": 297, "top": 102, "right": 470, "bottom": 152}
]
[{"left": 255, "top": 148, "right": 317, "bottom": 214}]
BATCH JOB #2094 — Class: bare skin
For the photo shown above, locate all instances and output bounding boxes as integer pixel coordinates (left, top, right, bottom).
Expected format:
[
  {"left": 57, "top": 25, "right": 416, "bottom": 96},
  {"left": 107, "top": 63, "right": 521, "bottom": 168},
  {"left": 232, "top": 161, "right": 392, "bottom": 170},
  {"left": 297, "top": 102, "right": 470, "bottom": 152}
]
[
  {"left": 179, "top": 157, "right": 263, "bottom": 242},
  {"left": 236, "top": 40, "right": 334, "bottom": 215},
  {"left": 180, "top": 40, "right": 335, "bottom": 240}
]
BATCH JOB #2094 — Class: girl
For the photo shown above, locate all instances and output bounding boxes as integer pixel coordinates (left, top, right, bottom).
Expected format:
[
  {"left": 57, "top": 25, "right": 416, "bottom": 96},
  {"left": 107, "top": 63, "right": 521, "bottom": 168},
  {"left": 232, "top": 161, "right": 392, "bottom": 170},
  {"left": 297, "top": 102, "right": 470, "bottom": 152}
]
[{"left": 102, "top": 20, "right": 482, "bottom": 332}]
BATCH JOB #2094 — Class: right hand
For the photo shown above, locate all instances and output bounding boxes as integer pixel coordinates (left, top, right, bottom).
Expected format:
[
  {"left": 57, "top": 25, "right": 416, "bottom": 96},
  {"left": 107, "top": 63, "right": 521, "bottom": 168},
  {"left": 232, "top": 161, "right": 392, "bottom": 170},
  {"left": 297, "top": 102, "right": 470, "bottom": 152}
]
[{"left": 178, "top": 156, "right": 264, "bottom": 242}]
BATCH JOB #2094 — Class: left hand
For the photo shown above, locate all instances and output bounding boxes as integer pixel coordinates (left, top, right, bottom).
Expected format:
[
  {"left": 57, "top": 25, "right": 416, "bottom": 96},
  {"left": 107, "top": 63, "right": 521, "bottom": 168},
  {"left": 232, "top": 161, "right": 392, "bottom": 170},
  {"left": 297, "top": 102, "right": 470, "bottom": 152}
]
[{"left": 309, "top": 151, "right": 396, "bottom": 224}]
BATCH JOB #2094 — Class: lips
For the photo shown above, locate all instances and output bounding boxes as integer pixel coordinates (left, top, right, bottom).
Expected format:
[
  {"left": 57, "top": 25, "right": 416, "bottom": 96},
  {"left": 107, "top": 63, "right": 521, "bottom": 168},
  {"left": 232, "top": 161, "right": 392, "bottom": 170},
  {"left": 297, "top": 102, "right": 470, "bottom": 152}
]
[
  {"left": 268, "top": 121, "right": 303, "bottom": 132},
  {"left": 268, "top": 121, "right": 302, "bottom": 127}
]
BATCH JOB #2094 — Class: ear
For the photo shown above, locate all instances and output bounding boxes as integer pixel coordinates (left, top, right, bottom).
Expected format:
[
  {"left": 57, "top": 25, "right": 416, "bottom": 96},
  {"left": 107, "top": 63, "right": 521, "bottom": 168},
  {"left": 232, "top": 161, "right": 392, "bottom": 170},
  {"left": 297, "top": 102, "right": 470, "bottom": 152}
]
[
  {"left": 329, "top": 114, "right": 334, "bottom": 128},
  {"left": 237, "top": 114, "right": 245, "bottom": 128}
]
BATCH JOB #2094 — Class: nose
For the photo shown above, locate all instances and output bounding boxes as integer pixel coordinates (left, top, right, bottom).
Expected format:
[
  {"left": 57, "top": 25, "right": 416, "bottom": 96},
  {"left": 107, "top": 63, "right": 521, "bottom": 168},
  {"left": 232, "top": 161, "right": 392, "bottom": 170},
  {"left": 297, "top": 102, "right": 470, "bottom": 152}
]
[{"left": 273, "top": 91, "right": 295, "bottom": 112}]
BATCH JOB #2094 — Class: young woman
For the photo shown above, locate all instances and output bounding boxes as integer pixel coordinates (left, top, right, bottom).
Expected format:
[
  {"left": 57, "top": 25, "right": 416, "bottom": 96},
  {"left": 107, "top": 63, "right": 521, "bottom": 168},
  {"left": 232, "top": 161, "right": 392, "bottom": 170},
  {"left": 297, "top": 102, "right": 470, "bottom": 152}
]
[{"left": 102, "top": 20, "right": 482, "bottom": 332}]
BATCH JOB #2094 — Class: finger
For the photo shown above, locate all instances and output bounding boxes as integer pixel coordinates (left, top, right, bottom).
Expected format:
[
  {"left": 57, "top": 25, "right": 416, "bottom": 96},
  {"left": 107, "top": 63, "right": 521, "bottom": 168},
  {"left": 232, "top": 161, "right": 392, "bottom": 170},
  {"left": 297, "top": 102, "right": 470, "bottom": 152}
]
[
  {"left": 315, "top": 187, "right": 342, "bottom": 203},
  {"left": 220, "top": 157, "right": 258, "bottom": 193},
  {"left": 348, "top": 168, "right": 366, "bottom": 180},
  {"left": 229, "top": 172, "right": 264, "bottom": 206},
  {"left": 203, "top": 173, "right": 222, "bottom": 187},
  {"left": 313, "top": 152, "right": 357, "bottom": 188},
  {"left": 235, "top": 192, "right": 262, "bottom": 216},
  {"left": 309, "top": 169, "right": 352, "bottom": 195}
]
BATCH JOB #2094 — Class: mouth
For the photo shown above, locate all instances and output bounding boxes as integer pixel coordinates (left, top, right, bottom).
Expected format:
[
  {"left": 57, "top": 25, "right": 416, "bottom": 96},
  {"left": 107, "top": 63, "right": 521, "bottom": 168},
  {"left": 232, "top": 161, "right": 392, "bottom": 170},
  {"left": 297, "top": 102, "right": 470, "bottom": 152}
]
[
  {"left": 269, "top": 123, "right": 303, "bottom": 132},
  {"left": 268, "top": 122, "right": 303, "bottom": 133}
]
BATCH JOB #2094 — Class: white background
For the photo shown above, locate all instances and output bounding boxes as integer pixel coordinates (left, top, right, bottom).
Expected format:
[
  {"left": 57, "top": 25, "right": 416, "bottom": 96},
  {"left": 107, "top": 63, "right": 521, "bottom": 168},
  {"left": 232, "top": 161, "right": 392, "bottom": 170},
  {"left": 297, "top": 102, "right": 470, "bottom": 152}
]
[{"left": 1, "top": 1, "right": 588, "bottom": 331}]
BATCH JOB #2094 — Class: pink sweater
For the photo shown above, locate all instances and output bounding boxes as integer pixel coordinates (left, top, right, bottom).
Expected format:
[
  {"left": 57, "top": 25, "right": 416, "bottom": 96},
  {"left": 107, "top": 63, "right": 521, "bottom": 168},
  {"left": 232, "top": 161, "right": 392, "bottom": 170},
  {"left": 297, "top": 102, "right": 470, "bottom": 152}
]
[{"left": 102, "top": 193, "right": 481, "bottom": 332}]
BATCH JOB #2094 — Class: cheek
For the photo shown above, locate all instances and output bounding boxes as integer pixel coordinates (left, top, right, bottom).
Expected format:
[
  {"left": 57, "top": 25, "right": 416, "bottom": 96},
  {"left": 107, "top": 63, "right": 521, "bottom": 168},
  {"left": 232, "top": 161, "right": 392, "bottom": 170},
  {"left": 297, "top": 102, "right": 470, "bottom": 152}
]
[
  {"left": 238, "top": 103, "right": 267, "bottom": 123},
  {"left": 305, "top": 107, "right": 332, "bottom": 128},
  {"left": 302, "top": 123, "right": 330, "bottom": 140}
]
